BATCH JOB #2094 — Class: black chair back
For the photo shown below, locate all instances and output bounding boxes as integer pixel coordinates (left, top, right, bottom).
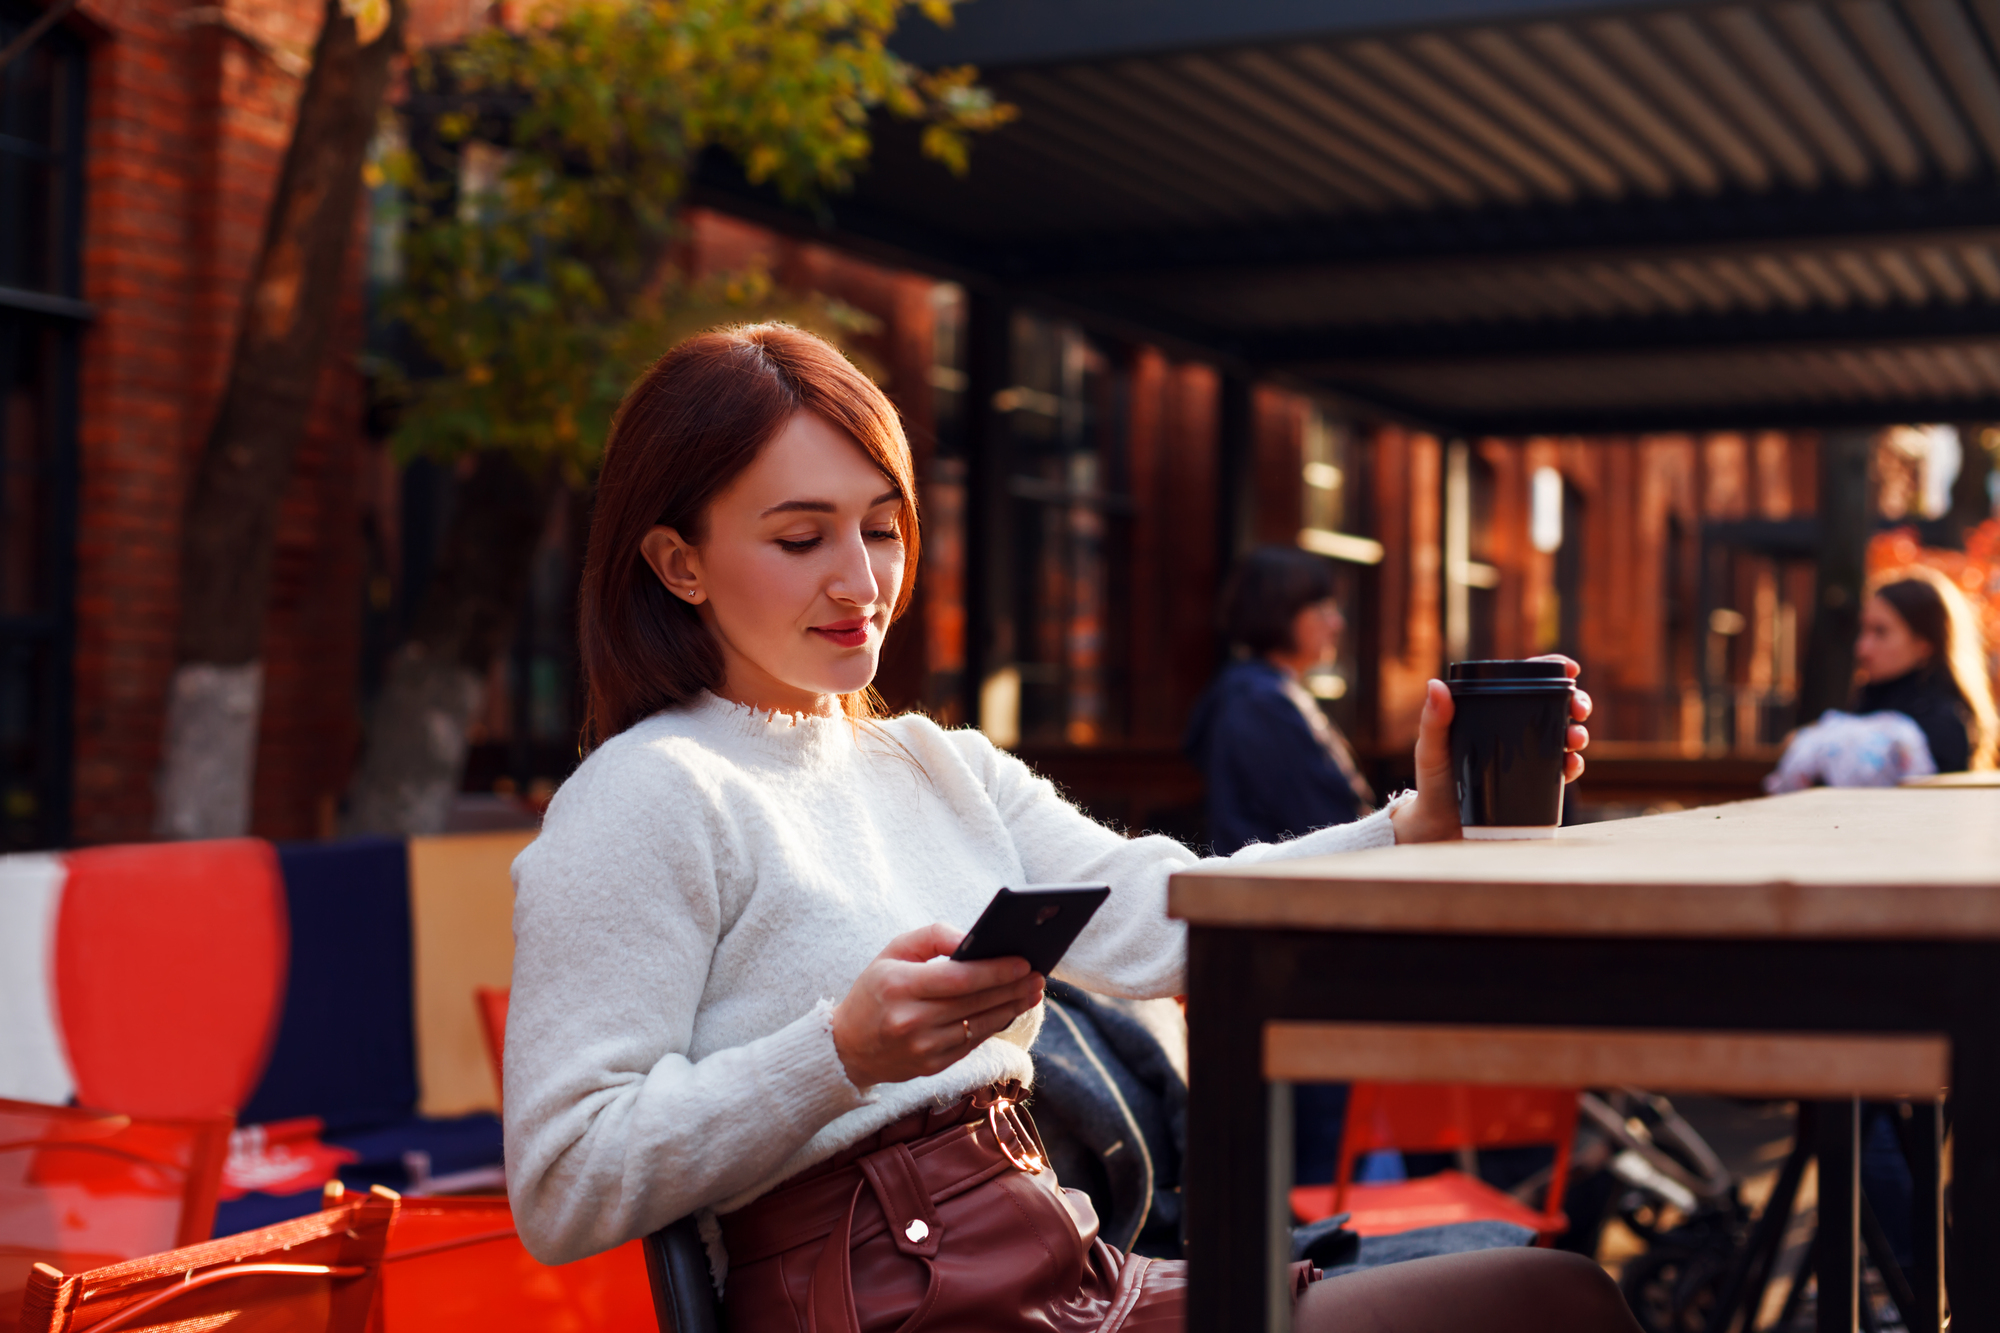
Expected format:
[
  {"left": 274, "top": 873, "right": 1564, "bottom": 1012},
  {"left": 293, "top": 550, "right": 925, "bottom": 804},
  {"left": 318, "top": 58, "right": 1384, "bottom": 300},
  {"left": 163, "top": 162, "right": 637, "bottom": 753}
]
[{"left": 642, "top": 1216, "right": 725, "bottom": 1333}]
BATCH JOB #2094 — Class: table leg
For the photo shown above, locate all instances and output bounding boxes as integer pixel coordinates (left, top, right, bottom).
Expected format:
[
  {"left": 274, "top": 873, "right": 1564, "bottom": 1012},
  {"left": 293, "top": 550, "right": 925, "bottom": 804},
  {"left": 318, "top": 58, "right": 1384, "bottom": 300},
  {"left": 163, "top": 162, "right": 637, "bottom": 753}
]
[
  {"left": 1185, "top": 927, "right": 1277, "bottom": 1333},
  {"left": 1816, "top": 1099, "right": 1859, "bottom": 1333},
  {"left": 1953, "top": 1027, "right": 2000, "bottom": 1331},
  {"left": 1896, "top": 1099, "right": 1945, "bottom": 1333}
]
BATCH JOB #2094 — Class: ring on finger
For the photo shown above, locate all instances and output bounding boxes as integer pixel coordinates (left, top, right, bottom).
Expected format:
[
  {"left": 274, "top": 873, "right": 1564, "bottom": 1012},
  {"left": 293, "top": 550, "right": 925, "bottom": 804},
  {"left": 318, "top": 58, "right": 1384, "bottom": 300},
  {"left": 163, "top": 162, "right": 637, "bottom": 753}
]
[{"left": 963, "top": 1018, "right": 972, "bottom": 1044}]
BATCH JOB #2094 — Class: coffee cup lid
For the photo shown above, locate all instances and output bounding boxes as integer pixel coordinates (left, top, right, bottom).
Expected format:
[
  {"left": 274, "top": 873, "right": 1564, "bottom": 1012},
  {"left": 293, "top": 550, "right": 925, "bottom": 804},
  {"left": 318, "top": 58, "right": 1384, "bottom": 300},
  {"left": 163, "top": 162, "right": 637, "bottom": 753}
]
[{"left": 1448, "top": 659, "right": 1570, "bottom": 681}]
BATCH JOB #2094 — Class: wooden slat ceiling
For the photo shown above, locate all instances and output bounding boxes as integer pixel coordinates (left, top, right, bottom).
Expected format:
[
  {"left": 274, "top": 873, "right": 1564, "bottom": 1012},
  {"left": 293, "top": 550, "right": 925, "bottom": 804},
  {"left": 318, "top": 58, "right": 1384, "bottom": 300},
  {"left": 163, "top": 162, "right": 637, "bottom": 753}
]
[{"left": 695, "top": 0, "right": 2000, "bottom": 432}]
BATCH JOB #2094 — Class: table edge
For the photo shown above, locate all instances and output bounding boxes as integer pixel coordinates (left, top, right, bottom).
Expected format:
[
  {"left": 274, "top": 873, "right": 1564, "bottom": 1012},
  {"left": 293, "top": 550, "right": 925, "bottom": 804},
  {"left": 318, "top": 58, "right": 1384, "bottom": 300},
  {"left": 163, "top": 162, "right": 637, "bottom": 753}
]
[{"left": 1168, "top": 874, "right": 2000, "bottom": 939}]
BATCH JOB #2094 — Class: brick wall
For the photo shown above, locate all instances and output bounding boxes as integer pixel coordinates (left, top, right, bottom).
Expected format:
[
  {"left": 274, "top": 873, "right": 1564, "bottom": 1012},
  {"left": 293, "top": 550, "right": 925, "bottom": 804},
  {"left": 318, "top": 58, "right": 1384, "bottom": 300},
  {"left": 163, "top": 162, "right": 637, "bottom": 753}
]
[{"left": 66, "top": 0, "right": 479, "bottom": 842}]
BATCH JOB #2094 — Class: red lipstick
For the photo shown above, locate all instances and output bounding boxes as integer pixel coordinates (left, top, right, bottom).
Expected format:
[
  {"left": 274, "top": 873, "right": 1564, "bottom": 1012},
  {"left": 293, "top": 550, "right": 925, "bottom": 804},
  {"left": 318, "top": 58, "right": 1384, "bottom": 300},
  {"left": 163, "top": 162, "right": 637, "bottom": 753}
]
[{"left": 811, "top": 619, "right": 871, "bottom": 648}]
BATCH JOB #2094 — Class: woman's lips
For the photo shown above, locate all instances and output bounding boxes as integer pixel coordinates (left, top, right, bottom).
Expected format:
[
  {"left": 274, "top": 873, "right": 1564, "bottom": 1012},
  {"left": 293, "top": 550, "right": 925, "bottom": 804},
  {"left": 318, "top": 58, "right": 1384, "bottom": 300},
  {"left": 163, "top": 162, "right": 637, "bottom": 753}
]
[{"left": 811, "top": 620, "right": 871, "bottom": 648}]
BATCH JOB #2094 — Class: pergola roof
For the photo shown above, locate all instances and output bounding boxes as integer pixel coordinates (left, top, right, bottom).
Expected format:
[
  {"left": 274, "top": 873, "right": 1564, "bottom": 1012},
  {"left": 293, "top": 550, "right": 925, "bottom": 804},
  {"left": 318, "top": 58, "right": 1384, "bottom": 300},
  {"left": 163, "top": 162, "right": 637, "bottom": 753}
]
[{"left": 696, "top": 0, "right": 2000, "bottom": 433}]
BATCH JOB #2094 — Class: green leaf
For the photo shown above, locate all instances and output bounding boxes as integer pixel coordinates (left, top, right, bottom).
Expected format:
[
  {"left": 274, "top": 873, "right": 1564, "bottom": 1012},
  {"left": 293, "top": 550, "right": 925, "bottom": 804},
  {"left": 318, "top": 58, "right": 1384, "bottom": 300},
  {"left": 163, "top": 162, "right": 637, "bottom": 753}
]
[{"left": 385, "top": 0, "right": 1006, "bottom": 473}]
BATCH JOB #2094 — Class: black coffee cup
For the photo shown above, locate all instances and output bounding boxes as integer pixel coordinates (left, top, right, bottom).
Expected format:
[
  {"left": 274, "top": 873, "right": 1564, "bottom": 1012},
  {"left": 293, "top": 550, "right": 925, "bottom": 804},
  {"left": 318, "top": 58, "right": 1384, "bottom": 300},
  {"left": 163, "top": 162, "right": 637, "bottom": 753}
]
[{"left": 1446, "top": 660, "right": 1574, "bottom": 840}]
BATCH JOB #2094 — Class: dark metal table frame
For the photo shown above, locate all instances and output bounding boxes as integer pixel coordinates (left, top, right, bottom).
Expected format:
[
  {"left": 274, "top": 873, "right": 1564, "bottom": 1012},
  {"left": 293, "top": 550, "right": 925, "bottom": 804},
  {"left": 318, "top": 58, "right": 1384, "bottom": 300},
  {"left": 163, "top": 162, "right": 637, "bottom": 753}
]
[{"left": 1184, "top": 928, "right": 1996, "bottom": 1332}]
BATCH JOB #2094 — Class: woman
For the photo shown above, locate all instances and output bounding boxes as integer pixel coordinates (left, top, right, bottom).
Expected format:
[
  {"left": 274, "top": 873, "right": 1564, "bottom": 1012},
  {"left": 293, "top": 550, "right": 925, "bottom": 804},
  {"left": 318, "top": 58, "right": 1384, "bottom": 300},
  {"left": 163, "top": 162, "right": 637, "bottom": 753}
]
[
  {"left": 506, "top": 325, "right": 1629, "bottom": 1332},
  {"left": 1185, "top": 546, "right": 1372, "bottom": 855},
  {"left": 1854, "top": 571, "right": 1997, "bottom": 773}
]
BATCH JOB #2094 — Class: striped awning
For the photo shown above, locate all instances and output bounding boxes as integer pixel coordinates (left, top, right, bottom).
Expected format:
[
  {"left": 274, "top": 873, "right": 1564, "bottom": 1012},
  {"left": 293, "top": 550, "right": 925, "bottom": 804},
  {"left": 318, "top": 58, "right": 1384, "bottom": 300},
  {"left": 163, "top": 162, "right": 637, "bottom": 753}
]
[{"left": 697, "top": 0, "right": 2000, "bottom": 432}]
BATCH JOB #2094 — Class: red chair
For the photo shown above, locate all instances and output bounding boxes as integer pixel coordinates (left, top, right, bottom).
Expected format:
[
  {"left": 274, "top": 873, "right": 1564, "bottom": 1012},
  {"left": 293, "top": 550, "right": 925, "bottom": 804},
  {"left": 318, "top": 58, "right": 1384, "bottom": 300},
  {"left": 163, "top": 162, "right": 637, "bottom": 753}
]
[
  {"left": 1289, "top": 1083, "right": 1580, "bottom": 1244},
  {"left": 365, "top": 1190, "right": 654, "bottom": 1332},
  {"left": 55, "top": 840, "right": 288, "bottom": 1118},
  {"left": 17, "top": 1187, "right": 394, "bottom": 1333},
  {"left": 0, "top": 1098, "right": 233, "bottom": 1333}
]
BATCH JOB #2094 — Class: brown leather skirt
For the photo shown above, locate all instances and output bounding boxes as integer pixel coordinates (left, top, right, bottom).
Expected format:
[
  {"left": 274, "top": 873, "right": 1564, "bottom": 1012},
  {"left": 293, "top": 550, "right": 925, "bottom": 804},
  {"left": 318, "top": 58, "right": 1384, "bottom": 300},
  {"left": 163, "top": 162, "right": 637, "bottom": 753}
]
[{"left": 720, "top": 1083, "right": 1317, "bottom": 1333}]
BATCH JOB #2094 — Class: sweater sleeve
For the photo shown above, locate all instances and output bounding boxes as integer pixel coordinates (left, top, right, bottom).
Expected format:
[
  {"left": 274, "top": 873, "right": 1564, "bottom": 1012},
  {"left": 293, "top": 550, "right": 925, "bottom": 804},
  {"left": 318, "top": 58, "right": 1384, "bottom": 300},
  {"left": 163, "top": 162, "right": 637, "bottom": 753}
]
[
  {"left": 947, "top": 729, "right": 1407, "bottom": 1001},
  {"left": 503, "top": 745, "right": 872, "bottom": 1265}
]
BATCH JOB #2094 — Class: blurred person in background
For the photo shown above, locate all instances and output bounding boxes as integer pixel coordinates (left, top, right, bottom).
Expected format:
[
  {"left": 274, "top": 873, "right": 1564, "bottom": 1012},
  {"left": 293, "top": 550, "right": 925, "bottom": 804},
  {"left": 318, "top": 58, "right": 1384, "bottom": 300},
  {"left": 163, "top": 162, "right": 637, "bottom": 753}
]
[
  {"left": 1184, "top": 546, "right": 1373, "bottom": 857},
  {"left": 1853, "top": 569, "right": 1997, "bottom": 773},
  {"left": 1768, "top": 565, "right": 1996, "bottom": 1272},
  {"left": 1185, "top": 546, "right": 1379, "bottom": 1190},
  {"left": 1766, "top": 568, "right": 1996, "bottom": 791}
]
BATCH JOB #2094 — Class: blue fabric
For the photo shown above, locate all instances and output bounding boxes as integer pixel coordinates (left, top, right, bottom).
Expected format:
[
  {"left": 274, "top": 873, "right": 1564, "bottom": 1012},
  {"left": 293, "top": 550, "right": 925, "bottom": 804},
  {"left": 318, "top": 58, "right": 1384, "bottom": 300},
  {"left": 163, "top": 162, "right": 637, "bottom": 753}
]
[
  {"left": 1291, "top": 1218, "right": 1534, "bottom": 1271},
  {"left": 1330, "top": 1222, "right": 1536, "bottom": 1271},
  {"left": 328, "top": 1111, "right": 504, "bottom": 1188},
  {"left": 1293, "top": 1082, "right": 1350, "bottom": 1186},
  {"left": 213, "top": 1189, "right": 327, "bottom": 1236},
  {"left": 1184, "top": 659, "right": 1363, "bottom": 855},
  {"left": 1861, "top": 1103, "right": 1915, "bottom": 1271},
  {"left": 212, "top": 1113, "right": 506, "bottom": 1237},
  {"left": 240, "top": 837, "right": 417, "bottom": 1131}
]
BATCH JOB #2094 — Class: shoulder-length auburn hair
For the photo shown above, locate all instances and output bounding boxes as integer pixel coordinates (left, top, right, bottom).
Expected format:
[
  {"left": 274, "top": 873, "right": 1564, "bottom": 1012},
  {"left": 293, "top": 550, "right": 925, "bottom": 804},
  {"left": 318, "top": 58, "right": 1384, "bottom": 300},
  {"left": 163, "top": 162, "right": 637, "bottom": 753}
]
[{"left": 579, "top": 323, "right": 920, "bottom": 749}]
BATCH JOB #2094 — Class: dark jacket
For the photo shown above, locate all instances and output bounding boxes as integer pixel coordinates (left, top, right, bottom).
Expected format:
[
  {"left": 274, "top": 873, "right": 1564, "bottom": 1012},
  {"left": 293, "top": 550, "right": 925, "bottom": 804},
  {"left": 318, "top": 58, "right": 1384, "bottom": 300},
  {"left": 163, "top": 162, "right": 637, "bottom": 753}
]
[
  {"left": 1031, "top": 981, "right": 1188, "bottom": 1258},
  {"left": 1183, "top": 658, "right": 1364, "bottom": 855},
  {"left": 1858, "top": 667, "right": 1974, "bottom": 773}
]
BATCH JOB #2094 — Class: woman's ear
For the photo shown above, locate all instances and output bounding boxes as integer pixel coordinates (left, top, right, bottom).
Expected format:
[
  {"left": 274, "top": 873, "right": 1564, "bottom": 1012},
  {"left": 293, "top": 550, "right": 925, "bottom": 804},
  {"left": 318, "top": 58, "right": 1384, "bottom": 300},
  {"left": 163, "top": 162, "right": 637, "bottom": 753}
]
[{"left": 641, "top": 526, "right": 706, "bottom": 605}]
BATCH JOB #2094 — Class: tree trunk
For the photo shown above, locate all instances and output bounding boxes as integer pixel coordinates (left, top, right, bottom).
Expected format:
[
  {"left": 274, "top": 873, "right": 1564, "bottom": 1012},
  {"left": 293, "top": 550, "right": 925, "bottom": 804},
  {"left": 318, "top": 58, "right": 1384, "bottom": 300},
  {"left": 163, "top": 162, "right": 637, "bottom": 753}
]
[
  {"left": 154, "top": 0, "right": 405, "bottom": 839},
  {"left": 344, "top": 451, "right": 550, "bottom": 836}
]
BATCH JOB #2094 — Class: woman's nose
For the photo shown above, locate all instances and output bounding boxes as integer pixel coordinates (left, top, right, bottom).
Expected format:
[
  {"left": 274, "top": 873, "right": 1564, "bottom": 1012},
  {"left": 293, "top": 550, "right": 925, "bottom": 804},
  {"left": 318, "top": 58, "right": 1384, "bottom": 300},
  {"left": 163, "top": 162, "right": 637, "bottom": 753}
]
[{"left": 827, "top": 532, "right": 882, "bottom": 605}]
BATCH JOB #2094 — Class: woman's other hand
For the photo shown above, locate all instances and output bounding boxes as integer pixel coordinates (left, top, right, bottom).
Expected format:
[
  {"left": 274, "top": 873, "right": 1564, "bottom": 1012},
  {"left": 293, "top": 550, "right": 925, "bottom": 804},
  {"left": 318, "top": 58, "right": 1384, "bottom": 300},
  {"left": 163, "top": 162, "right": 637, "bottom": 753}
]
[
  {"left": 1389, "top": 654, "right": 1592, "bottom": 845},
  {"left": 830, "top": 923, "right": 1046, "bottom": 1089}
]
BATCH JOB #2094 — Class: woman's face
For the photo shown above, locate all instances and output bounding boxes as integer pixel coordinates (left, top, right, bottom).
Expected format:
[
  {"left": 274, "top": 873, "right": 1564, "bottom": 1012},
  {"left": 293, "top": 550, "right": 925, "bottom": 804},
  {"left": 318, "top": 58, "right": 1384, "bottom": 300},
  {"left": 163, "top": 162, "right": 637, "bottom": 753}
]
[
  {"left": 1286, "top": 597, "right": 1344, "bottom": 669},
  {"left": 641, "top": 411, "right": 906, "bottom": 714},
  {"left": 1855, "top": 594, "right": 1934, "bottom": 683}
]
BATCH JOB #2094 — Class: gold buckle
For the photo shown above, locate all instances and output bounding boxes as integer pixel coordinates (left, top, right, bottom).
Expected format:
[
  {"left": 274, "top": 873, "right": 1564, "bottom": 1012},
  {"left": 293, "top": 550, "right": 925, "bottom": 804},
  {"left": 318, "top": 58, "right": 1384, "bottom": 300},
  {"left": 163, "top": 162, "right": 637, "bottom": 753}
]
[{"left": 986, "top": 1097, "right": 1046, "bottom": 1175}]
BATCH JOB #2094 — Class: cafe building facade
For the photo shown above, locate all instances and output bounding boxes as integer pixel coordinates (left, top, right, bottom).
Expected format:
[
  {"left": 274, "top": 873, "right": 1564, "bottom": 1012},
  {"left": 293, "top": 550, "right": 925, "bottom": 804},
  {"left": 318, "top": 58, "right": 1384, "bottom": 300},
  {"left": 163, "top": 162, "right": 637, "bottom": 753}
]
[{"left": 6, "top": 0, "right": 2000, "bottom": 851}]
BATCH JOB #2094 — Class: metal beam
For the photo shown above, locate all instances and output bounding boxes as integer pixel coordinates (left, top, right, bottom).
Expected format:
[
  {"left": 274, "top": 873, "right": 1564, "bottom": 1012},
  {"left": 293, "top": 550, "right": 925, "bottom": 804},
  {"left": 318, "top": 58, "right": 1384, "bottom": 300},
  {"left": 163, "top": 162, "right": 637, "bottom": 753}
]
[
  {"left": 1248, "top": 303, "right": 2000, "bottom": 364},
  {"left": 989, "top": 182, "right": 2000, "bottom": 280},
  {"left": 890, "top": 0, "right": 1732, "bottom": 70},
  {"left": 1355, "top": 396, "right": 2000, "bottom": 437}
]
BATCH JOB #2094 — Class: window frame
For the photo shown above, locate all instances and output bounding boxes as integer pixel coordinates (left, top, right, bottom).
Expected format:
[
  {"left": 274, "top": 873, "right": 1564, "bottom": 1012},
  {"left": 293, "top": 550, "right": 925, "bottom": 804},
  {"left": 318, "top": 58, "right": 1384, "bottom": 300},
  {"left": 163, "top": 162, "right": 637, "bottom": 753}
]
[{"left": 0, "top": 1, "right": 87, "bottom": 850}]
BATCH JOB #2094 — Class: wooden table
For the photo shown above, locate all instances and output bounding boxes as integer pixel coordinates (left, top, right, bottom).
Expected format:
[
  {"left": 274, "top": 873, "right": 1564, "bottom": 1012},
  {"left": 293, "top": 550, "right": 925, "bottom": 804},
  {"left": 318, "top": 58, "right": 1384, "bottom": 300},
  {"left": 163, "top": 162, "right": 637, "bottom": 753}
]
[{"left": 1169, "top": 787, "right": 2000, "bottom": 1333}]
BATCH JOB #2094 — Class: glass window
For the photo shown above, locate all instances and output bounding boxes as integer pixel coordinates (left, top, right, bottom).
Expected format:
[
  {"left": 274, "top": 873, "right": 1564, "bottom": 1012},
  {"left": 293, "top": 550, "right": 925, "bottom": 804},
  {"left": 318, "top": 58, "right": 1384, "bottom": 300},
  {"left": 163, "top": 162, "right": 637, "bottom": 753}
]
[
  {"left": 992, "top": 313, "right": 1131, "bottom": 747},
  {"left": 0, "top": 8, "right": 78, "bottom": 296},
  {"left": 1, "top": 315, "right": 57, "bottom": 848},
  {"left": 1, "top": 5, "right": 86, "bottom": 849}
]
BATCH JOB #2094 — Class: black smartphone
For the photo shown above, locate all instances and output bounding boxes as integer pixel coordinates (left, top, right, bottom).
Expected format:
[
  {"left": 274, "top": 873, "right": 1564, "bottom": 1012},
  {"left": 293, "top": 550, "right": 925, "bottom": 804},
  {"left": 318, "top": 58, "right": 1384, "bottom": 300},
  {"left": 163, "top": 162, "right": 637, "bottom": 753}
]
[{"left": 950, "top": 883, "right": 1111, "bottom": 976}]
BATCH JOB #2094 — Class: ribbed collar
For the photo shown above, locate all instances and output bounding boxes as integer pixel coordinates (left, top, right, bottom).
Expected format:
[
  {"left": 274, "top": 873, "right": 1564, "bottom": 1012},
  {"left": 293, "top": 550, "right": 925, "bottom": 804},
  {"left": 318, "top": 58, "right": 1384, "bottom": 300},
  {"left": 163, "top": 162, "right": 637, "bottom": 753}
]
[{"left": 675, "top": 690, "right": 859, "bottom": 766}]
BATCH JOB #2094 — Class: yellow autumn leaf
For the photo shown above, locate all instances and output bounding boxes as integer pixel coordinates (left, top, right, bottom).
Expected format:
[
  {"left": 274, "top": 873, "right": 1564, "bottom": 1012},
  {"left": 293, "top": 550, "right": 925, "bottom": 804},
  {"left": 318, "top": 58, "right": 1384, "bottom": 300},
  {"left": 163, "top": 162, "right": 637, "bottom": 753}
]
[{"left": 343, "top": 0, "right": 391, "bottom": 46}]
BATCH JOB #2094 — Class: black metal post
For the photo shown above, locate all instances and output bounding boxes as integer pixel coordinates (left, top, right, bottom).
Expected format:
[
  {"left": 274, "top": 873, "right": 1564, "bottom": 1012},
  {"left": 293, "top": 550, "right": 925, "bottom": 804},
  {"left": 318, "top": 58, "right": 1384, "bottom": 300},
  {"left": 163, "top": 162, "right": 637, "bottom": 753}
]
[
  {"left": 1899, "top": 1099, "right": 1946, "bottom": 1333},
  {"left": 1952, "top": 1017, "right": 2000, "bottom": 1330},
  {"left": 1798, "top": 427, "right": 1871, "bottom": 724},
  {"left": 961, "top": 290, "right": 1013, "bottom": 731},
  {"left": 1816, "top": 1100, "right": 1860, "bottom": 1333},
  {"left": 1216, "top": 373, "right": 1255, "bottom": 629}
]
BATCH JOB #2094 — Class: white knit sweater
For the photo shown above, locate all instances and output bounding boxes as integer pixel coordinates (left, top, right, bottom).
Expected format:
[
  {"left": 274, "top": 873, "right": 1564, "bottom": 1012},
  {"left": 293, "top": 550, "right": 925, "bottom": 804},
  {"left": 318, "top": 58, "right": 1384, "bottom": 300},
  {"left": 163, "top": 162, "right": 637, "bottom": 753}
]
[{"left": 505, "top": 692, "right": 1407, "bottom": 1267}]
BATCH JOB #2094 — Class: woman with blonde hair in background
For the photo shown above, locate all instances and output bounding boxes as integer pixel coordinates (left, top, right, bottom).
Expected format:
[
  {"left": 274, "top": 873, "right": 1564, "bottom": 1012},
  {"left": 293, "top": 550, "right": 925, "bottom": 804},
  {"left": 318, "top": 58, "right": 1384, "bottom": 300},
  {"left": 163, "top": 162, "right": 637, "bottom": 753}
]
[{"left": 1854, "top": 566, "right": 1998, "bottom": 772}]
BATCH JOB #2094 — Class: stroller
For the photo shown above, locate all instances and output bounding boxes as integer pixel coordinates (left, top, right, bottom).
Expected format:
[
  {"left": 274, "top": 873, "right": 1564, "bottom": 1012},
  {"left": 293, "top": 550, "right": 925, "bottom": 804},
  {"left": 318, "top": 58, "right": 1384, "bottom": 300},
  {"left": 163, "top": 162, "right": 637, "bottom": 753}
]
[
  {"left": 1593, "top": 1093, "right": 1933, "bottom": 1333},
  {"left": 1572, "top": 1090, "right": 1745, "bottom": 1333}
]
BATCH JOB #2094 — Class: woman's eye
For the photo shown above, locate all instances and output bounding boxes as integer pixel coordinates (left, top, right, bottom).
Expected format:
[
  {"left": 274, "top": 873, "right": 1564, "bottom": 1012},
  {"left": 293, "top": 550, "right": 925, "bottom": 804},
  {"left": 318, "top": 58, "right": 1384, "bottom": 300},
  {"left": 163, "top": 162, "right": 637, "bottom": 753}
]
[
  {"left": 866, "top": 527, "right": 903, "bottom": 543},
  {"left": 775, "top": 537, "right": 821, "bottom": 553}
]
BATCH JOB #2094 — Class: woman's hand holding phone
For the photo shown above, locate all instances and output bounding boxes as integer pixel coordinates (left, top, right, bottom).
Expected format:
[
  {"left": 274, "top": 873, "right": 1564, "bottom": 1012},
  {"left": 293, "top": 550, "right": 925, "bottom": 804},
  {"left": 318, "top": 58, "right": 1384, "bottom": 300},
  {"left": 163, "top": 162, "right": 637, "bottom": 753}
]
[{"left": 831, "top": 923, "right": 1046, "bottom": 1089}]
